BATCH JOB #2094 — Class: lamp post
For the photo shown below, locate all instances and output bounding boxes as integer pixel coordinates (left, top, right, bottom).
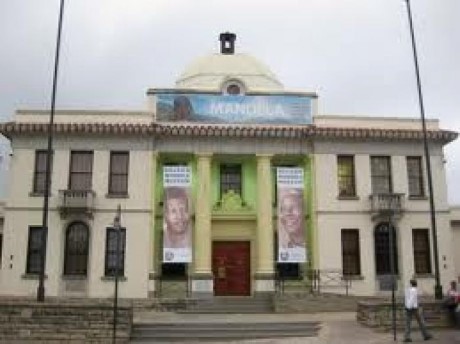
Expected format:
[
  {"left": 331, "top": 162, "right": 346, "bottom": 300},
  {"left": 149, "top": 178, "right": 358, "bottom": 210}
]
[
  {"left": 37, "top": 0, "right": 66, "bottom": 302},
  {"left": 112, "top": 205, "right": 121, "bottom": 344},
  {"left": 403, "top": 0, "right": 443, "bottom": 299},
  {"left": 387, "top": 197, "right": 398, "bottom": 342}
]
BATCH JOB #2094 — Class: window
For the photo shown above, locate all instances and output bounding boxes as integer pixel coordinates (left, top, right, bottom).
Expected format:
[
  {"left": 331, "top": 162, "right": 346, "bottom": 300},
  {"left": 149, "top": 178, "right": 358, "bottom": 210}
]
[
  {"left": 108, "top": 152, "right": 129, "bottom": 195},
  {"left": 371, "top": 156, "right": 392, "bottom": 194},
  {"left": 222, "top": 79, "right": 245, "bottom": 95},
  {"left": 374, "top": 222, "right": 398, "bottom": 275},
  {"left": 64, "top": 222, "right": 89, "bottom": 275},
  {"left": 105, "top": 227, "right": 126, "bottom": 276},
  {"left": 337, "top": 156, "right": 356, "bottom": 197},
  {"left": 412, "top": 228, "right": 431, "bottom": 274},
  {"left": 26, "top": 226, "right": 47, "bottom": 274},
  {"left": 69, "top": 151, "right": 93, "bottom": 191},
  {"left": 33, "top": 150, "right": 52, "bottom": 194},
  {"left": 407, "top": 156, "right": 424, "bottom": 197},
  {"left": 341, "top": 229, "right": 361, "bottom": 276},
  {"left": 276, "top": 263, "right": 301, "bottom": 280},
  {"left": 0, "top": 233, "right": 3, "bottom": 267},
  {"left": 220, "top": 164, "right": 242, "bottom": 196}
]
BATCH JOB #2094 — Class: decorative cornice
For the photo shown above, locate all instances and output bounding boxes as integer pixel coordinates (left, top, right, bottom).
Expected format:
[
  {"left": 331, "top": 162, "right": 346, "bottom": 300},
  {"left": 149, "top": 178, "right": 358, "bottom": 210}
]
[{"left": 0, "top": 122, "right": 457, "bottom": 143}]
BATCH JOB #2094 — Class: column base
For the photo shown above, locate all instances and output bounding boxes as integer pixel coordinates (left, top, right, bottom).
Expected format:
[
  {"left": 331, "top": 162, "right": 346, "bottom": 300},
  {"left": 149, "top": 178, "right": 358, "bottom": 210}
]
[
  {"left": 191, "top": 273, "right": 214, "bottom": 298},
  {"left": 148, "top": 272, "right": 158, "bottom": 295},
  {"left": 254, "top": 272, "right": 275, "bottom": 297}
]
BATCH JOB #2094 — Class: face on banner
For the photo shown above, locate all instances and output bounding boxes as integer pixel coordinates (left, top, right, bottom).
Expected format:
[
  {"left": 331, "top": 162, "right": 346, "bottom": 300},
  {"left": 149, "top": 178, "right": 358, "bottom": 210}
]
[
  {"left": 278, "top": 188, "right": 305, "bottom": 249},
  {"left": 163, "top": 166, "right": 192, "bottom": 263},
  {"left": 277, "top": 168, "right": 307, "bottom": 263},
  {"left": 164, "top": 187, "right": 190, "bottom": 248}
]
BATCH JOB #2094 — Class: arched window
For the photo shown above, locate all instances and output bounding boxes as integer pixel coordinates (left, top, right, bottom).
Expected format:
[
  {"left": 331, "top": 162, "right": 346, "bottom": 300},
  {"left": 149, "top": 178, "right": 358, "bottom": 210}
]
[
  {"left": 374, "top": 222, "right": 398, "bottom": 275},
  {"left": 64, "top": 222, "right": 89, "bottom": 275}
]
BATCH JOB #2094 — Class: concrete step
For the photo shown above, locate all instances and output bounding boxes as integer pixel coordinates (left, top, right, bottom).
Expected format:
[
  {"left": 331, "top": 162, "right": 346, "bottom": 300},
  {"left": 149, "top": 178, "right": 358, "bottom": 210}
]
[
  {"left": 182, "top": 296, "right": 273, "bottom": 314},
  {"left": 131, "top": 321, "right": 321, "bottom": 342}
]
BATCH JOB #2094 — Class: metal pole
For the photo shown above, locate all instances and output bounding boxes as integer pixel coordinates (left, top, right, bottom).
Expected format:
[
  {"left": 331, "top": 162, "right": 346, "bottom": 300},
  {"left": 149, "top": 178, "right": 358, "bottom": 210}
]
[
  {"left": 403, "top": 0, "right": 443, "bottom": 299},
  {"left": 388, "top": 215, "right": 397, "bottom": 341},
  {"left": 37, "top": 0, "right": 65, "bottom": 302},
  {"left": 112, "top": 205, "right": 121, "bottom": 344}
]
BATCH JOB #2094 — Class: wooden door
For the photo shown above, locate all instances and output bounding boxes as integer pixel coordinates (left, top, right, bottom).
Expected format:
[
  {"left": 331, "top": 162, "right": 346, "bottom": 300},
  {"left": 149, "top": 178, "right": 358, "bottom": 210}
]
[{"left": 212, "top": 241, "right": 250, "bottom": 296}]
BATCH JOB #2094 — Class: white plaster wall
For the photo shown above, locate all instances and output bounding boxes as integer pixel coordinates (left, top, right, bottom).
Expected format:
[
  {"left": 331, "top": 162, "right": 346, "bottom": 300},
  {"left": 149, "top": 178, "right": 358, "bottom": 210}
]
[
  {"left": 316, "top": 211, "right": 454, "bottom": 297},
  {"left": 316, "top": 213, "right": 377, "bottom": 296},
  {"left": 15, "top": 110, "right": 153, "bottom": 124},
  {"left": 451, "top": 207, "right": 460, "bottom": 282},
  {"left": 0, "top": 136, "right": 153, "bottom": 298},
  {"left": 0, "top": 209, "right": 150, "bottom": 298},
  {"left": 314, "top": 138, "right": 455, "bottom": 297},
  {"left": 452, "top": 225, "right": 460, "bottom": 282},
  {"left": 314, "top": 115, "right": 440, "bottom": 130}
]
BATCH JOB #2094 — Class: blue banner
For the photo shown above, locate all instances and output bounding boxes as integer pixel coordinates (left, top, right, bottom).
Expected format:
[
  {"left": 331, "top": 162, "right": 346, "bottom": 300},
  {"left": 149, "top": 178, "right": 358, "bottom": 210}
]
[{"left": 156, "top": 93, "right": 312, "bottom": 125}]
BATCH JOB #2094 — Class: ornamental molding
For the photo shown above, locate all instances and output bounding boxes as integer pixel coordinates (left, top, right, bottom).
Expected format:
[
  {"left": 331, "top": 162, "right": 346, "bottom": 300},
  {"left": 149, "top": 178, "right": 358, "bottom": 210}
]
[
  {"left": 0, "top": 122, "right": 457, "bottom": 143},
  {"left": 213, "top": 190, "right": 253, "bottom": 213}
]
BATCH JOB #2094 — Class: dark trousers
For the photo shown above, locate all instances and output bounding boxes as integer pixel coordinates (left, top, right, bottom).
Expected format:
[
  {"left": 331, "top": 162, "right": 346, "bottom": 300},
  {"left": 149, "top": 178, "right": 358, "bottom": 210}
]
[
  {"left": 404, "top": 308, "right": 431, "bottom": 340},
  {"left": 446, "top": 304, "right": 460, "bottom": 327}
]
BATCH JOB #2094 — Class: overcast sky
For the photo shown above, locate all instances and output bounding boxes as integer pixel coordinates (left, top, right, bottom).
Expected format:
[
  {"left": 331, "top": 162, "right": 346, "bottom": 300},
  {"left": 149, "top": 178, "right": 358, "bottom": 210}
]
[{"left": 0, "top": 0, "right": 459, "bottom": 203}]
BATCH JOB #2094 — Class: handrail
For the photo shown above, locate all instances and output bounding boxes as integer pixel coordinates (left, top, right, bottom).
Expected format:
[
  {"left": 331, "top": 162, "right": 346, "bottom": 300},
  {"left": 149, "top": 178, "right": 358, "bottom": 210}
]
[
  {"left": 370, "top": 193, "right": 405, "bottom": 214},
  {"left": 275, "top": 268, "right": 352, "bottom": 296}
]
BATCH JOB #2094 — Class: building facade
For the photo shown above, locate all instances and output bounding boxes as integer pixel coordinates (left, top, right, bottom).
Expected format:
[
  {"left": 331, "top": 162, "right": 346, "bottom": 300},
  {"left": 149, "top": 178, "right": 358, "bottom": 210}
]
[{"left": 0, "top": 35, "right": 458, "bottom": 299}]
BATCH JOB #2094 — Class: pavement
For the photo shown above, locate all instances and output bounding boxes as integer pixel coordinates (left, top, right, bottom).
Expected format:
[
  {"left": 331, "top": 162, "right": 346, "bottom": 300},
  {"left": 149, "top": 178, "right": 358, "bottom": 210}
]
[{"left": 133, "top": 312, "right": 460, "bottom": 343}]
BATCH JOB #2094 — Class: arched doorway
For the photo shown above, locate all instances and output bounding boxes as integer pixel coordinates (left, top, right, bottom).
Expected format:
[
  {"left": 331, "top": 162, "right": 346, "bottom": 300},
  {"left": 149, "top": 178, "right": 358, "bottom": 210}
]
[
  {"left": 374, "top": 222, "right": 398, "bottom": 275},
  {"left": 63, "top": 221, "right": 89, "bottom": 276}
]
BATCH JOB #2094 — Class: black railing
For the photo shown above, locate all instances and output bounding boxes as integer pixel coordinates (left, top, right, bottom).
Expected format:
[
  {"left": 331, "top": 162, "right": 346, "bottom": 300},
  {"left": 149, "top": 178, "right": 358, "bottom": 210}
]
[
  {"left": 275, "top": 269, "right": 352, "bottom": 296},
  {"left": 58, "top": 189, "right": 95, "bottom": 217},
  {"left": 370, "top": 193, "right": 405, "bottom": 214}
]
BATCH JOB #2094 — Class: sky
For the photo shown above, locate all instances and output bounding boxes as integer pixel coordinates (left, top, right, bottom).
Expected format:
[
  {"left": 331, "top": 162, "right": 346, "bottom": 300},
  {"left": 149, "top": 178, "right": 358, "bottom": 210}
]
[{"left": 0, "top": 0, "right": 459, "bottom": 203}]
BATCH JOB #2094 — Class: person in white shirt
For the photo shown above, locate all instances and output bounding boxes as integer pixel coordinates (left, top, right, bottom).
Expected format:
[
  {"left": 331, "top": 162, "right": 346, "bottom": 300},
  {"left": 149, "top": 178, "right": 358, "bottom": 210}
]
[{"left": 403, "top": 279, "right": 432, "bottom": 342}]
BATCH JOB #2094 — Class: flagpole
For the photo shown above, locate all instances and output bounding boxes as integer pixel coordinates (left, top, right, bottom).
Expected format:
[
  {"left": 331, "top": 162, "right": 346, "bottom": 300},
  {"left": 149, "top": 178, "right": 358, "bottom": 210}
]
[
  {"left": 37, "top": 0, "right": 65, "bottom": 302},
  {"left": 403, "top": 0, "right": 442, "bottom": 299}
]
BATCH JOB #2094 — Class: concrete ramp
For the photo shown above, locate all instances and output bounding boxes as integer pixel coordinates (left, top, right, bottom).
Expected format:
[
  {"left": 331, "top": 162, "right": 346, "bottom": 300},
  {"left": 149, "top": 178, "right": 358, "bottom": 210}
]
[{"left": 130, "top": 320, "right": 321, "bottom": 342}]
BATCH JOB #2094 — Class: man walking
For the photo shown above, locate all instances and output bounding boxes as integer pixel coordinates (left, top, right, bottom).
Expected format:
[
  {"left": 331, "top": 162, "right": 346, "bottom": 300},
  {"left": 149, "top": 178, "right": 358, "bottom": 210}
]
[{"left": 404, "top": 279, "right": 432, "bottom": 342}]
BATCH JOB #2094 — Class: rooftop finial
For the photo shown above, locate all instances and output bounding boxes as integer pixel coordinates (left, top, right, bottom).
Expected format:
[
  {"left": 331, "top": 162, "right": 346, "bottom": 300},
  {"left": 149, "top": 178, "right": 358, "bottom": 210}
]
[{"left": 219, "top": 32, "right": 236, "bottom": 54}]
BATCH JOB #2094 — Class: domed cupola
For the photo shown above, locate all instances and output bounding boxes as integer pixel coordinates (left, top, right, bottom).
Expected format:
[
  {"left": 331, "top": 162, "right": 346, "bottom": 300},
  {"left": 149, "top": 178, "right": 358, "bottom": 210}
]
[{"left": 175, "top": 33, "right": 283, "bottom": 93}]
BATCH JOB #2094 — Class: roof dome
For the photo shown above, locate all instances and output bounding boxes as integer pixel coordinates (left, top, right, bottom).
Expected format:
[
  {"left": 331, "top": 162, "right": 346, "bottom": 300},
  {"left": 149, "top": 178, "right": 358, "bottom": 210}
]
[{"left": 175, "top": 53, "right": 284, "bottom": 92}]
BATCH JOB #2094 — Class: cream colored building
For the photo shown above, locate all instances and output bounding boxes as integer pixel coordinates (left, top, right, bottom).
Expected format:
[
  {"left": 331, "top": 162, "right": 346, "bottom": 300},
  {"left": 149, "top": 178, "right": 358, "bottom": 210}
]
[
  {"left": 451, "top": 206, "right": 460, "bottom": 283},
  {"left": 0, "top": 35, "right": 458, "bottom": 299}
]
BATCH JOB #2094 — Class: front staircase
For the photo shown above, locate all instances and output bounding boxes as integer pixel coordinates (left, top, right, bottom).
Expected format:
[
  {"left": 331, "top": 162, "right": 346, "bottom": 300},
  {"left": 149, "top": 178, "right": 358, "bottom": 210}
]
[
  {"left": 183, "top": 296, "right": 273, "bottom": 314},
  {"left": 130, "top": 320, "right": 321, "bottom": 342}
]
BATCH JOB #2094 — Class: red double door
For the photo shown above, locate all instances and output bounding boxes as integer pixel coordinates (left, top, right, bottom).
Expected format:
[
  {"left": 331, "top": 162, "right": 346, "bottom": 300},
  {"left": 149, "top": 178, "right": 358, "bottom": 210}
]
[{"left": 212, "top": 241, "right": 250, "bottom": 296}]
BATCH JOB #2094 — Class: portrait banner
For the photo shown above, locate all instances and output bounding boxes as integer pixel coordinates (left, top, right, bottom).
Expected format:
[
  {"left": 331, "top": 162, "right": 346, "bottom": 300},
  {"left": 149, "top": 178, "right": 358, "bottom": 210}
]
[
  {"left": 163, "top": 166, "right": 192, "bottom": 263},
  {"left": 277, "top": 167, "right": 307, "bottom": 263},
  {"left": 155, "top": 92, "right": 313, "bottom": 125}
]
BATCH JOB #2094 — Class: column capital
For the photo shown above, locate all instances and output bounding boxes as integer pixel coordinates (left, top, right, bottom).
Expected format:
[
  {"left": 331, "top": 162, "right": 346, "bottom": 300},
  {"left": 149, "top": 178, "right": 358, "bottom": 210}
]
[
  {"left": 196, "top": 152, "right": 213, "bottom": 159},
  {"left": 256, "top": 153, "right": 273, "bottom": 160}
]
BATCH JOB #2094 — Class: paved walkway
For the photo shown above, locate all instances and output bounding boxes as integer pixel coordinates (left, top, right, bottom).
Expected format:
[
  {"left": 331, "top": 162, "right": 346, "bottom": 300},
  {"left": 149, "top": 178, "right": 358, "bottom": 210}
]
[{"left": 133, "top": 312, "right": 460, "bottom": 343}]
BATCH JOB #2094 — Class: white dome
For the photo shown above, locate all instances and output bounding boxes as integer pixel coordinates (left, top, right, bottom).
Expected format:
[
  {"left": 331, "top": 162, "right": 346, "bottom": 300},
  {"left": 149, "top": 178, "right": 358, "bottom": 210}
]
[{"left": 175, "top": 53, "right": 283, "bottom": 92}]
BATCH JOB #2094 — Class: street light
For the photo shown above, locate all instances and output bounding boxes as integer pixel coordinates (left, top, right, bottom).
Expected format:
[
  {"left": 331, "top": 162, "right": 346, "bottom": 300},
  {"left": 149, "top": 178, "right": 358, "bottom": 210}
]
[
  {"left": 403, "top": 0, "right": 443, "bottom": 299},
  {"left": 37, "top": 0, "right": 66, "bottom": 302},
  {"left": 112, "top": 204, "right": 122, "bottom": 344}
]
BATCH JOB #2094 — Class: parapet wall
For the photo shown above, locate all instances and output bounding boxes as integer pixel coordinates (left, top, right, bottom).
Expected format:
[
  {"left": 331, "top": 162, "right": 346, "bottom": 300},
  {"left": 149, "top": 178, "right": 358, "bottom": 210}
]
[
  {"left": 357, "top": 299, "right": 451, "bottom": 330},
  {"left": 0, "top": 299, "right": 132, "bottom": 343}
]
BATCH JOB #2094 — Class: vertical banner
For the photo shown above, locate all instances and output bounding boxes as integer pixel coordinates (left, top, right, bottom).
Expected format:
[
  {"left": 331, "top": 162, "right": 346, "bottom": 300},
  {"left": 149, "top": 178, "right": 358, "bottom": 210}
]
[
  {"left": 277, "top": 167, "right": 307, "bottom": 263},
  {"left": 163, "top": 166, "right": 192, "bottom": 263}
]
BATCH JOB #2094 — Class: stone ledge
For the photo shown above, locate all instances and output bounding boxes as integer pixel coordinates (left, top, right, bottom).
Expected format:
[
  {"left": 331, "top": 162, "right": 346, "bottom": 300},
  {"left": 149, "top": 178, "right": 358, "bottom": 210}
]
[
  {"left": 357, "top": 299, "right": 452, "bottom": 330},
  {"left": 0, "top": 298, "right": 133, "bottom": 343}
]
